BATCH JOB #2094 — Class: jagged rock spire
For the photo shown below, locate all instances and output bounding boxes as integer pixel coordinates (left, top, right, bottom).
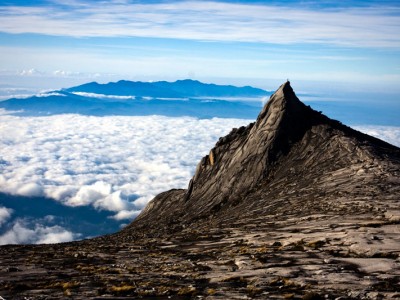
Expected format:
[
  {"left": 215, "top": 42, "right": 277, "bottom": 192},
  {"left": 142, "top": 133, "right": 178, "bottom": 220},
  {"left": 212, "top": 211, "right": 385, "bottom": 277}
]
[
  {"left": 134, "top": 81, "right": 327, "bottom": 224},
  {"left": 129, "top": 82, "right": 400, "bottom": 230},
  {"left": 182, "top": 81, "right": 324, "bottom": 212}
]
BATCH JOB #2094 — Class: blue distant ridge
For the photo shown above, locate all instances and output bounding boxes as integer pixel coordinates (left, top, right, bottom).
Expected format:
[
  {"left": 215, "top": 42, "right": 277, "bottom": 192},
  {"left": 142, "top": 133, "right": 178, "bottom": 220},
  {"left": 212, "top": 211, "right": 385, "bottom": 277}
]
[
  {"left": 66, "top": 79, "right": 269, "bottom": 98},
  {"left": 0, "top": 79, "right": 268, "bottom": 119}
]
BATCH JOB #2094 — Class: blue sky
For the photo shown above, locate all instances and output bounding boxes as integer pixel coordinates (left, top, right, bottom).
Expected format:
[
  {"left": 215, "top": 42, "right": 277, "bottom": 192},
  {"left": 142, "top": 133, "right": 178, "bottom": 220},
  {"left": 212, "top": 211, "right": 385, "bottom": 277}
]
[{"left": 0, "top": 0, "right": 399, "bottom": 94}]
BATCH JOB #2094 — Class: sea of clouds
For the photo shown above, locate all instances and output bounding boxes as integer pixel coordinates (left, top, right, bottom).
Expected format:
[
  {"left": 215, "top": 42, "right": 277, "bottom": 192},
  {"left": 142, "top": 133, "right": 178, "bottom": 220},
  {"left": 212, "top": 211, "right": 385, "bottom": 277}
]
[
  {"left": 0, "top": 111, "right": 253, "bottom": 244},
  {"left": 353, "top": 125, "right": 400, "bottom": 148},
  {"left": 0, "top": 218, "right": 75, "bottom": 245},
  {"left": 0, "top": 110, "right": 399, "bottom": 244}
]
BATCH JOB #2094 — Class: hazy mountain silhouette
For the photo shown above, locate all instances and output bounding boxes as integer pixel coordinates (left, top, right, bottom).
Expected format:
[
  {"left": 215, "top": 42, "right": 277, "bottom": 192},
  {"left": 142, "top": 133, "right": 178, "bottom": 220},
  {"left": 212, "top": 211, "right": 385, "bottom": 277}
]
[
  {"left": 66, "top": 79, "right": 269, "bottom": 98},
  {"left": 0, "top": 80, "right": 268, "bottom": 118},
  {"left": 1, "top": 82, "right": 399, "bottom": 299}
]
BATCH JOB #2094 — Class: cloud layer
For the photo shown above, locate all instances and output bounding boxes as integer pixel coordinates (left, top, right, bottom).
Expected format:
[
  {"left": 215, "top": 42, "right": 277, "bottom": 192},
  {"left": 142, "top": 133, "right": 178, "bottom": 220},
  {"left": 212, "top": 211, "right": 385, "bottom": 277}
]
[
  {"left": 1, "top": 110, "right": 399, "bottom": 210},
  {"left": 0, "top": 112, "right": 252, "bottom": 221},
  {"left": 0, "top": 111, "right": 399, "bottom": 244},
  {"left": 0, "top": 1, "right": 399, "bottom": 48},
  {"left": 0, "top": 218, "right": 76, "bottom": 245},
  {"left": 354, "top": 125, "right": 400, "bottom": 148},
  {"left": 0, "top": 204, "right": 76, "bottom": 245}
]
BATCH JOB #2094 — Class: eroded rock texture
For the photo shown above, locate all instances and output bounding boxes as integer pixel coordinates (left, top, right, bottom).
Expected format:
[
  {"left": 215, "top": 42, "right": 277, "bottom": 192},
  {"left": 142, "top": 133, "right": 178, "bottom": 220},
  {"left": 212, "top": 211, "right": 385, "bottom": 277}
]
[{"left": 1, "top": 82, "right": 399, "bottom": 299}]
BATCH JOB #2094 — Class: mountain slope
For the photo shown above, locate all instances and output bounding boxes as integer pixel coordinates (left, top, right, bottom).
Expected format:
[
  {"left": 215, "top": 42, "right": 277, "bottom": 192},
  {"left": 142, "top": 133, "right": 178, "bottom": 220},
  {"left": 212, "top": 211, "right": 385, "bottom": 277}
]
[{"left": 126, "top": 81, "right": 400, "bottom": 232}]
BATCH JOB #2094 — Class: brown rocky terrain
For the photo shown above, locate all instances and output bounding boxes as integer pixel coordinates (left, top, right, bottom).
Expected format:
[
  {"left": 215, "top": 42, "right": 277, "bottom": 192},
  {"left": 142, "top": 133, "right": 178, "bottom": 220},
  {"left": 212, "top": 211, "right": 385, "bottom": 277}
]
[{"left": 1, "top": 82, "right": 399, "bottom": 299}]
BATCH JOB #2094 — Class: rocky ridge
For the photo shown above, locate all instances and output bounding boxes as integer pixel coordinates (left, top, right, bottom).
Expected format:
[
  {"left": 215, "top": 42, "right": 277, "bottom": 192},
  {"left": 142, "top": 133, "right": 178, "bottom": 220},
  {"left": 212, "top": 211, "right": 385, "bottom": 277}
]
[
  {"left": 127, "top": 82, "right": 399, "bottom": 233},
  {"left": 0, "top": 82, "right": 399, "bottom": 299}
]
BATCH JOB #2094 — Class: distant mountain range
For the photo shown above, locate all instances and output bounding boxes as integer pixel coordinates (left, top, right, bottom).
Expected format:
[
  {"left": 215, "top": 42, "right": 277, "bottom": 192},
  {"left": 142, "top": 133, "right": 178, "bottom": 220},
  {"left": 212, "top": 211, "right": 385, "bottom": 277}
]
[
  {"left": 66, "top": 79, "right": 269, "bottom": 98},
  {"left": 0, "top": 79, "right": 269, "bottom": 118}
]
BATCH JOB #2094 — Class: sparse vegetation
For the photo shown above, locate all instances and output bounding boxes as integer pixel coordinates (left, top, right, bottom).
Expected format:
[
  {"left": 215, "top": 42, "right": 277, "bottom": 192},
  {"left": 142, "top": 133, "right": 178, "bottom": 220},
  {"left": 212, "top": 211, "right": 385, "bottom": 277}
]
[{"left": 177, "top": 285, "right": 197, "bottom": 295}]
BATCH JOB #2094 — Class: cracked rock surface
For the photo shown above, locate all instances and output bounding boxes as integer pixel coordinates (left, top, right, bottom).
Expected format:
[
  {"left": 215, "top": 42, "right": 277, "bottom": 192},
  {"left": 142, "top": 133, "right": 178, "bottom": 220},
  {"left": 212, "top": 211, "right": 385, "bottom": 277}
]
[{"left": 1, "top": 82, "right": 399, "bottom": 299}]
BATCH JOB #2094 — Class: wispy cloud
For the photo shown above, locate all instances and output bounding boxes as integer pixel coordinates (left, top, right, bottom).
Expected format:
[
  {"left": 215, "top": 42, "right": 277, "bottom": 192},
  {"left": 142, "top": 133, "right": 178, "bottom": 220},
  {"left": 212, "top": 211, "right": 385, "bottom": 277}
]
[
  {"left": 0, "top": 1, "right": 399, "bottom": 48},
  {"left": 354, "top": 125, "right": 400, "bottom": 147}
]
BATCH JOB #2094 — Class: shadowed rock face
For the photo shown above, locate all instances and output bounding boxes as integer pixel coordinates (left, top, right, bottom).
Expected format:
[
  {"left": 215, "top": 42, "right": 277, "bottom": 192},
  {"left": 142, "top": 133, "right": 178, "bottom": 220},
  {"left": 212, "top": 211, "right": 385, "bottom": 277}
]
[{"left": 1, "top": 82, "right": 400, "bottom": 299}]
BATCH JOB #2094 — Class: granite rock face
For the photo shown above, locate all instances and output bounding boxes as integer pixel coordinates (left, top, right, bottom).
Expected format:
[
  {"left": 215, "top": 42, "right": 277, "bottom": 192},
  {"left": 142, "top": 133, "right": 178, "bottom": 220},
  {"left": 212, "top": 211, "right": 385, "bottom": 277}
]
[
  {"left": 1, "top": 82, "right": 400, "bottom": 299},
  {"left": 127, "top": 81, "right": 400, "bottom": 233}
]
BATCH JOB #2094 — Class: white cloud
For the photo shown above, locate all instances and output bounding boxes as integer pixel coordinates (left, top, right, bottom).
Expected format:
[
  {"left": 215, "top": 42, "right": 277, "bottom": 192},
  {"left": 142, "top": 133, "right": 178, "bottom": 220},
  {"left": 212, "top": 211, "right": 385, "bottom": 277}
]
[
  {"left": 71, "top": 92, "right": 135, "bottom": 100},
  {"left": 111, "top": 209, "right": 141, "bottom": 221},
  {"left": 36, "top": 92, "right": 66, "bottom": 97},
  {"left": 0, "top": 111, "right": 399, "bottom": 240},
  {"left": 0, "top": 112, "right": 252, "bottom": 219},
  {"left": 53, "top": 70, "right": 85, "bottom": 77},
  {"left": 0, "top": 206, "right": 13, "bottom": 226},
  {"left": 0, "top": 1, "right": 399, "bottom": 48},
  {"left": 67, "top": 181, "right": 112, "bottom": 207},
  {"left": 1, "top": 111, "right": 398, "bottom": 223},
  {"left": 16, "top": 182, "right": 44, "bottom": 197},
  {"left": 95, "top": 191, "right": 129, "bottom": 212},
  {"left": 36, "top": 228, "right": 75, "bottom": 244},
  {"left": 19, "top": 68, "right": 43, "bottom": 76},
  {"left": 354, "top": 125, "right": 400, "bottom": 147},
  {"left": 0, "top": 220, "right": 76, "bottom": 245}
]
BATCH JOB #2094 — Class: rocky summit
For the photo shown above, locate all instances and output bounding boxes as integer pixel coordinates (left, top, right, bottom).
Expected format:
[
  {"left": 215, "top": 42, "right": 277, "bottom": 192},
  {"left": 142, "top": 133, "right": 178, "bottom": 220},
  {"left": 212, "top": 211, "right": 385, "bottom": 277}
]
[{"left": 1, "top": 82, "right": 400, "bottom": 299}]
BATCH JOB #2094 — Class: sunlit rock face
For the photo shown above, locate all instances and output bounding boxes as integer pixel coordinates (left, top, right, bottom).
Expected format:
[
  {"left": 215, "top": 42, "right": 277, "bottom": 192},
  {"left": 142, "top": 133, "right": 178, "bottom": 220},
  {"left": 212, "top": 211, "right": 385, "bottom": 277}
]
[{"left": 1, "top": 82, "right": 399, "bottom": 299}]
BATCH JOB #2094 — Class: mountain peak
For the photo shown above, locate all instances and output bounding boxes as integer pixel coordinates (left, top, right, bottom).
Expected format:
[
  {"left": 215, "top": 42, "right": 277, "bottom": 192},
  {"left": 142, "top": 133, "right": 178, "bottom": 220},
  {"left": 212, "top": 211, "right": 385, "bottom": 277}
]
[
  {"left": 128, "top": 82, "right": 400, "bottom": 231},
  {"left": 254, "top": 81, "right": 324, "bottom": 159},
  {"left": 268, "top": 80, "right": 292, "bottom": 98},
  {"left": 255, "top": 80, "right": 303, "bottom": 129},
  {"left": 132, "top": 82, "right": 318, "bottom": 224},
  {"left": 181, "top": 82, "right": 322, "bottom": 208},
  {"left": 276, "top": 79, "right": 292, "bottom": 94}
]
